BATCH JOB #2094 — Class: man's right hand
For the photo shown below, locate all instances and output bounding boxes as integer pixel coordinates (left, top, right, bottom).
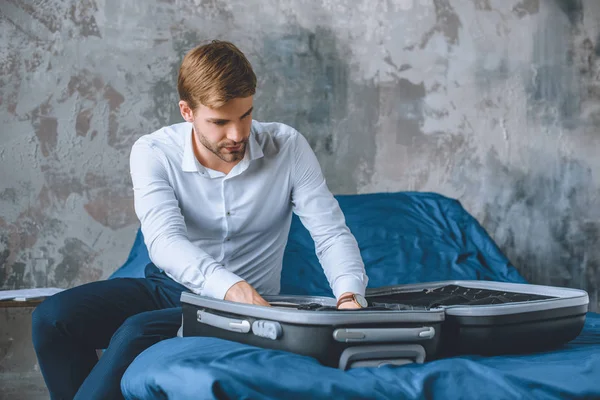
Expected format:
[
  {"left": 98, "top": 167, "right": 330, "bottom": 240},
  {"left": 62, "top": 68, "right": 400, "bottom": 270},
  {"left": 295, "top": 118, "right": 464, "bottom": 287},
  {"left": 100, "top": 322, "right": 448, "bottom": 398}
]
[{"left": 224, "top": 281, "right": 271, "bottom": 307}]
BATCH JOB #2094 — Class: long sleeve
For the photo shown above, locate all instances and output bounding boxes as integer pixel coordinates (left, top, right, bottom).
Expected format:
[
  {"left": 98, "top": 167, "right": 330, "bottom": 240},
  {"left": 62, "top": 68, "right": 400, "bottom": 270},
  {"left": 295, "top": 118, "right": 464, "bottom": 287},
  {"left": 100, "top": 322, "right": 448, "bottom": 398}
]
[
  {"left": 129, "top": 141, "right": 243, "bottom": 299},
  {"left": 290, "top": 132, "right": 369, "bottom": 298}
]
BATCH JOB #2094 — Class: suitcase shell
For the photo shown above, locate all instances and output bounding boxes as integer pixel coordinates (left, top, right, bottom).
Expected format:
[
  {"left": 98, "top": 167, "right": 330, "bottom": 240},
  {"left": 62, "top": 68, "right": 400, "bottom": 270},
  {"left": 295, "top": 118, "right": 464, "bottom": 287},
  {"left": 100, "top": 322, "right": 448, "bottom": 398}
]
[
  {"left": 181, "top": 293, "right": 445, "bottom": 369},
  {"left": 181, "top": 281, "right": 588, "bottom": 369},
  {"left": 366, "top": 281, "right": 589, "bottom": 356}
]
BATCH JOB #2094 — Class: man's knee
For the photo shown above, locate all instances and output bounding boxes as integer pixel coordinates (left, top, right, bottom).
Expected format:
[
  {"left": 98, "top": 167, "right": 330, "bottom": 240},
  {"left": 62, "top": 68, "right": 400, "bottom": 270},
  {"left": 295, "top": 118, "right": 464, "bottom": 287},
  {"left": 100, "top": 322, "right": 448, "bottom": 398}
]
[
  {"left": 108, "top": 311, "right": 178, "bottom": 354},
  {"left": 31, "top": 295, "right": 65, "bottom": 348},
  {"left": 108, "top": 314, "right": 150, "bottom": 351}
]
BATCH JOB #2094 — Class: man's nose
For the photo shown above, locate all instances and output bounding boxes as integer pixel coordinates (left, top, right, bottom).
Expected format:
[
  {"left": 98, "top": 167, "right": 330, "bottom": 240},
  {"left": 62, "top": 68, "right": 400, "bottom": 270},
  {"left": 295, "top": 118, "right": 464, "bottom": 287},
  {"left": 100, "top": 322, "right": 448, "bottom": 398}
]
[{"left": 227, "top": 124, "right": 245, "bottom": 143}]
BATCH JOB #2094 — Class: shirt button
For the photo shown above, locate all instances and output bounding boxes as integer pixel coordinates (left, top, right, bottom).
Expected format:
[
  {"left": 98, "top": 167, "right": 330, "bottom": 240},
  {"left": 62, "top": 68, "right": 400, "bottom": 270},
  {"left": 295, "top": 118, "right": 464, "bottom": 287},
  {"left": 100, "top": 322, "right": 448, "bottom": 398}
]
[{"left": 226, "top": 211, "right": 231, "bottom": 216}]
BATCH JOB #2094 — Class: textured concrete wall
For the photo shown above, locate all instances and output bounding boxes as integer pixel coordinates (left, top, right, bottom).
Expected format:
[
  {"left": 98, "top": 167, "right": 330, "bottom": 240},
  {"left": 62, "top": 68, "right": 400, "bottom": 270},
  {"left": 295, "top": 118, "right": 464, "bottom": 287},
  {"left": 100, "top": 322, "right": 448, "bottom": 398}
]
[
  {"left": 1, "top": 0, "right": 599, "bottom": 309},
  {"left": 0, "top": 305, "right": 49, "bottom": 399}
]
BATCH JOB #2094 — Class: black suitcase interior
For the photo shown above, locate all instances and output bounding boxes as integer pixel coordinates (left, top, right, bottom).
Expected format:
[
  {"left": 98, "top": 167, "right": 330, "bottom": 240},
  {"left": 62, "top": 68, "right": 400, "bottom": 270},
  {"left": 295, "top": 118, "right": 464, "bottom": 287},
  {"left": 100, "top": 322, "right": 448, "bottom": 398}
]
[{"left": 181, "top": 281, "right": 588, "bottom": 370}]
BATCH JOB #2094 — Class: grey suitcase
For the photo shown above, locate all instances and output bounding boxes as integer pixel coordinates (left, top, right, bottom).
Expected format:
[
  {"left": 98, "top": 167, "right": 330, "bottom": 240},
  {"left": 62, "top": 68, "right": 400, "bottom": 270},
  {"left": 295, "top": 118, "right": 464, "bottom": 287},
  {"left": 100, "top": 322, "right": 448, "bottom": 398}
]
[{"left": 180, "top": 281, "right": 588, "bottom": 370}]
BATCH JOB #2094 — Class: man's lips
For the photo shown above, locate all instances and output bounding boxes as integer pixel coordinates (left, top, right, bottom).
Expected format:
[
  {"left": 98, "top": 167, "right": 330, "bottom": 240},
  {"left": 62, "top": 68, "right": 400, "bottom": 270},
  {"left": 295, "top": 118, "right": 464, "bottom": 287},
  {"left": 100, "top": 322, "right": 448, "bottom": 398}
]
[{"left": 224, "top": 144, "right": 243, "bottom": 152}]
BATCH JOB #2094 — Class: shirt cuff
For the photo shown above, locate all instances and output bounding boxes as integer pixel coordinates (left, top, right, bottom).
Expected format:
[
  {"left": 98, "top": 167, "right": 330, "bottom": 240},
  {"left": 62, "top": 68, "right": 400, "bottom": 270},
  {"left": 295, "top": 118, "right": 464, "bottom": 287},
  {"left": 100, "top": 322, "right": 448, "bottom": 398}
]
[
  {"left": 201, "top": 267, "right": 245, "bottom": 300},
  {"left": 332, "top": 275, "right": 366, "bottom": 299}
]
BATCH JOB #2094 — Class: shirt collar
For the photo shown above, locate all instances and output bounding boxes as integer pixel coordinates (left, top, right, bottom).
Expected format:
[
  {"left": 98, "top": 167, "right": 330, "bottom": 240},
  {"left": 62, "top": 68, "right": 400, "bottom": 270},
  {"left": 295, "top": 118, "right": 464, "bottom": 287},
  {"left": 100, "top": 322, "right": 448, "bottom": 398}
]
[
  {"left": 181, "top": 122, "right": 264, "bottom": 173},
  {"left": 181, "top": 123, "right": 199, "bottom": 173},
  {"left": 246, "top": 125, "right": 264, "bottom": 161}
]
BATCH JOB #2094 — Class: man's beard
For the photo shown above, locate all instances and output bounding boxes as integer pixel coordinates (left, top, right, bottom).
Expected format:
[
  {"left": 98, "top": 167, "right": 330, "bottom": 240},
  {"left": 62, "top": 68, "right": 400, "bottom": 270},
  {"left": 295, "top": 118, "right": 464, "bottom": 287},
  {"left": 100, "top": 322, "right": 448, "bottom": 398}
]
[{"left": 195, "top": 130, "right": 247, "bottom": 163}]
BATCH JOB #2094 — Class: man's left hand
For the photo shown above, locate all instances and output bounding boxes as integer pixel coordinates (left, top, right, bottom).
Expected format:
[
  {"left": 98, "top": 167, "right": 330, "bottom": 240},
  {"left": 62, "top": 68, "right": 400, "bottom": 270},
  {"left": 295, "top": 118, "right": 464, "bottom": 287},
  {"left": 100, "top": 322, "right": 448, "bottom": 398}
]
[
  {"left": 337, "top": 301, "right": 362, "bottom": 310},
  {"left": 336, "top": 292, "right": 363, "bottom": 309}
]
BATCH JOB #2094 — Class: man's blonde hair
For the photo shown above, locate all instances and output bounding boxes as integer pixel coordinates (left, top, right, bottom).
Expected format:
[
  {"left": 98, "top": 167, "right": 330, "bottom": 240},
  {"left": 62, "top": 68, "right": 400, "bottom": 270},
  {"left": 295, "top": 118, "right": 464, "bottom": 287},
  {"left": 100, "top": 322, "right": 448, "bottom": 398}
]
[{"left": 177, "top": 40, "right": 257, "bottom": 110}]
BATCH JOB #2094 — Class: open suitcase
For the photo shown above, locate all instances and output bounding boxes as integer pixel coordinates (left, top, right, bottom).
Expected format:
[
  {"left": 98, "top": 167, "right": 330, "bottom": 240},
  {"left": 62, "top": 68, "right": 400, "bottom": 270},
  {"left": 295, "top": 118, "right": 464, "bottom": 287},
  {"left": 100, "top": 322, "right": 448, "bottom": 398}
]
[{"left": 180, "top": 281, "right": 589, "bottom": 370}]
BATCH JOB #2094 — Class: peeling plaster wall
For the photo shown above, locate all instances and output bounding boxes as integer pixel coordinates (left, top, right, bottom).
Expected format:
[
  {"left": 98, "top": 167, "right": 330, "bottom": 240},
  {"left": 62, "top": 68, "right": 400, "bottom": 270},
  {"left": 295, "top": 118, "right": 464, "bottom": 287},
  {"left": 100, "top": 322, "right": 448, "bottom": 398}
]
[{"left": 1, "top": 0, "right": 599, "bottom": 309}]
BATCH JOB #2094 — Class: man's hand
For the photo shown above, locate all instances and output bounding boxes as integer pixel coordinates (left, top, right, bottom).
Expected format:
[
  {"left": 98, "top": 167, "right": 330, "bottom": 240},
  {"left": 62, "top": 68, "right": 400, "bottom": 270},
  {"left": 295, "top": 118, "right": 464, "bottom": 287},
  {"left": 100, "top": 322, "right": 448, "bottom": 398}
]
[
  {"left": 338, "top": 301, "right": 361, "bottom": 310},
  {"left": 337, "top": 292, "right": 363, "bottom": 310},
  {"left": 224, "top": 281, "right": 271, "bottom": 307}
]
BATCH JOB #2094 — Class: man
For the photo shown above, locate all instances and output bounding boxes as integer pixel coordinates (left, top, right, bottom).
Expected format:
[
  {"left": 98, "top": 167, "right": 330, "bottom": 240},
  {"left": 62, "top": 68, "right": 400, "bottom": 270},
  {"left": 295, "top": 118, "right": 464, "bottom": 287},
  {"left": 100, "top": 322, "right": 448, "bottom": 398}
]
[{"left": 32, "top": 40, "right": 369, "bottom": 400}]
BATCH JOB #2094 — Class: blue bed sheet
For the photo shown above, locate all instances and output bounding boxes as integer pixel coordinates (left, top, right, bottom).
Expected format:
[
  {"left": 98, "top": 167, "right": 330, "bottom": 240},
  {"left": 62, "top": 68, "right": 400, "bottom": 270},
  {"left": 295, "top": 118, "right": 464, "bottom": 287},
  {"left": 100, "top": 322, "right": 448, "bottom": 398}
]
[{"left": 122, "top": 313, "right": 600, "bottom": 400}]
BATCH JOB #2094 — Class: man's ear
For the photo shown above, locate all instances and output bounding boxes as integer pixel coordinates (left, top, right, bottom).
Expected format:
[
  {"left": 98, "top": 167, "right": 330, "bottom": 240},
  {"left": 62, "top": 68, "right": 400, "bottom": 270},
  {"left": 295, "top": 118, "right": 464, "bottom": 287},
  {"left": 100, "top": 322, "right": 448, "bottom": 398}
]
[{"left": 178, "top": 101, "right": 194, "bottom": 122}]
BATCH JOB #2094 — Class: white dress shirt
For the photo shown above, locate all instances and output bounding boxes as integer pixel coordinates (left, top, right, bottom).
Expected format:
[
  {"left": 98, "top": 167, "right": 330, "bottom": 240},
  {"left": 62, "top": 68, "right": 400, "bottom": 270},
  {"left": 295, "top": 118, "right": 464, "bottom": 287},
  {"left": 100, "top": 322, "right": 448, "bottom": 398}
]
[{"left": 129, "top": 120, "right": 368, "bottom": 300}]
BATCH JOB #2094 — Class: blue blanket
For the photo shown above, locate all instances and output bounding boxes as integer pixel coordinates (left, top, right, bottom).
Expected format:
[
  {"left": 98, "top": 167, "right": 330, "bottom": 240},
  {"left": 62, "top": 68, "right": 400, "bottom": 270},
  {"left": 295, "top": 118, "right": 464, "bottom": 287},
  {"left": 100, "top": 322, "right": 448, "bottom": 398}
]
[
  {"left": 121, "top": 313, "right": 600, "bottom": 399},
  {"left": 115, "top": 192, "right": 598, "bottom": 399},
  {"left": 280, "top": 192, "right": 526, "bottom": 295}
]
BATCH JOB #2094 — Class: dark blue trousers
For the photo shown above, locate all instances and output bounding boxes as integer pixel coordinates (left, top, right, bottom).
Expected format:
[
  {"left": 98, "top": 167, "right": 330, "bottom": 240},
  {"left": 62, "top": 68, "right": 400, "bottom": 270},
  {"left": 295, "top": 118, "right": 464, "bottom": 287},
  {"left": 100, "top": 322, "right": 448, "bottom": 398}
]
[{"left": 31, "top": 263, "right": 188, "bottom": 400}]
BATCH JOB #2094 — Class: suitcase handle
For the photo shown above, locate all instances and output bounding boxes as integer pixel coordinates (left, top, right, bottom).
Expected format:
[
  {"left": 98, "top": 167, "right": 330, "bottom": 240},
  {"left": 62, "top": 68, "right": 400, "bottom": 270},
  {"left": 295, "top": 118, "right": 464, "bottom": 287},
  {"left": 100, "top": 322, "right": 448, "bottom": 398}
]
[
  {"left": 197, "top": 310, "right": 251, "bottom": 333},
  {"left": 338, "top": 344, "right": 426, "bottom": 370},
  {"left": 333, "top": 326, "right": 435, "bottom": 343}
]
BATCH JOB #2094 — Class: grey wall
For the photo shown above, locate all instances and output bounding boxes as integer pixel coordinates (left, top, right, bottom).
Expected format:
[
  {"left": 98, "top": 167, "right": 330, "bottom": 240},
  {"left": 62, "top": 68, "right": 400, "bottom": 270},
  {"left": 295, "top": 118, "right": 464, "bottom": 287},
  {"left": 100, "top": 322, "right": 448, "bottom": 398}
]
[{"left": 1, "top": 0, "right": 599, "bottom": 309}]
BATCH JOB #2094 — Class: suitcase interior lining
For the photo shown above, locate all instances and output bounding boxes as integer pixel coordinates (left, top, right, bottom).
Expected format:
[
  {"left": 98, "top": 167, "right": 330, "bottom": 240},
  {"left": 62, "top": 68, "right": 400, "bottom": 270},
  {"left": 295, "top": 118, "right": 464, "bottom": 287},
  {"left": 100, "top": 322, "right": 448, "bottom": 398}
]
[
  {"left": 271, "top": 285, "right": 557, "bottom": 311},
  {"left": 368, "top": 284, "right": 555, "bottom": 307}
]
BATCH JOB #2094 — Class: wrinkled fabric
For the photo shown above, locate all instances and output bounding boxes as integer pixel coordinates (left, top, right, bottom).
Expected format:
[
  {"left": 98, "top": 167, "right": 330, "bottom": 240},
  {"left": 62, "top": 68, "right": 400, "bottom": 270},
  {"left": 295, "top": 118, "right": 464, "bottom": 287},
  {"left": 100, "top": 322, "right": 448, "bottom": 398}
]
[
  {"left": 122, "top": 313, "right": 600, "bottom": 400},
  {"left": 280, "top": 192, "right": 526, "bottom": 296}
]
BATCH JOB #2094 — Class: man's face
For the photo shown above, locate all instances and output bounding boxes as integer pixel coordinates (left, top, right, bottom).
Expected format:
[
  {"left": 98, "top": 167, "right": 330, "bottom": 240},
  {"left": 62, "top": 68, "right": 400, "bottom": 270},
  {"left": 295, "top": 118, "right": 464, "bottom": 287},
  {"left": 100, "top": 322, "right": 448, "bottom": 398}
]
[{"left": 180, "top": 96, "right": 254, "bottom": 164}]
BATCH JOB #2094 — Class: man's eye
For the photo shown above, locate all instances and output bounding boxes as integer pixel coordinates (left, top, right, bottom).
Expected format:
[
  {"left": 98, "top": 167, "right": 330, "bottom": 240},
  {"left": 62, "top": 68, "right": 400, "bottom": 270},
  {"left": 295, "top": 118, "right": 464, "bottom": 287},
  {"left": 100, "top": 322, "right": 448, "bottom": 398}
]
[
  {"left": 213, "top": 121, "right": 227, "bottom": 126},
  {"left": 242, "top": 113, "right": 251, "bottom": 119}
]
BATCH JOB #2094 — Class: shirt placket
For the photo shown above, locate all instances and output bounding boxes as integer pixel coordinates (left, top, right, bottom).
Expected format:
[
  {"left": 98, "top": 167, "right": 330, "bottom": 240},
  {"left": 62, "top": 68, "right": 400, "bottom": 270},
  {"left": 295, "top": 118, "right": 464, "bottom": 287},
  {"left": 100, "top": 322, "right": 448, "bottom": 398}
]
[{"left": 219, "top": 156, "right": 248, "bottom": 261}]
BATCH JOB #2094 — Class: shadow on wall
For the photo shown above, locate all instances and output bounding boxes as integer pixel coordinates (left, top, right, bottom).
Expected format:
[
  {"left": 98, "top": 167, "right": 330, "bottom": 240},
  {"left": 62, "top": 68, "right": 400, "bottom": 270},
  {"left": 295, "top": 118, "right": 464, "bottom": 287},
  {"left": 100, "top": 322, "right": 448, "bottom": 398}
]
[
  {"left": 252, "top": 25, "right": 379, "bottom": 194},
  {"left": 526, "top": 0, "right": 584, "bottom": 129},
  {"left": 478, "top": 153, "right": 600, "bottom": 310}
]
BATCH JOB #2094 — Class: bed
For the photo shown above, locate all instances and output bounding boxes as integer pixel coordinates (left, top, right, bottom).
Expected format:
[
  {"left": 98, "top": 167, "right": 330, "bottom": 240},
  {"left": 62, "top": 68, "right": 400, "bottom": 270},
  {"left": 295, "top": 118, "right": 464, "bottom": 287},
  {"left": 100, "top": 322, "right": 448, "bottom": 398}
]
[{"left": 112, "top": 192, "right": 600, "bottom": 399}]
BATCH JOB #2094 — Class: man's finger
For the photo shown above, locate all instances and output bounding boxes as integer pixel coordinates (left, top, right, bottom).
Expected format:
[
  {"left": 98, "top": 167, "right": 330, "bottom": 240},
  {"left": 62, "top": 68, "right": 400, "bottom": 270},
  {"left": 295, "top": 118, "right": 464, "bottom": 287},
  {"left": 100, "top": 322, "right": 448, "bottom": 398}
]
[
  {"left": 338, "top": 302, "right": 361, "bottom": 310},
  {"left": 256, "top": 296, "right": 271, "bottom": 306}
]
